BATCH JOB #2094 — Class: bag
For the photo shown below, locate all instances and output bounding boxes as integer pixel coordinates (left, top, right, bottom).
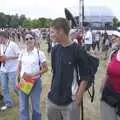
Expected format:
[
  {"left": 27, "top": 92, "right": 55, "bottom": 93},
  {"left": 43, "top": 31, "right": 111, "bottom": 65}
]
[
  {"left": 18, "top": 73, "right": 35, "bottom": 95},
  {"left": 101, "top": 81, "right": 120, "bottom": 117},
  {"left": 74, "top": 45, "right": 99, "bottom": 120},
  {"left": 101, "top": 83, "right": 120, "bottom": 107},
  {"left": 75, "top": 48, "right": 99, "bottom": 102}
]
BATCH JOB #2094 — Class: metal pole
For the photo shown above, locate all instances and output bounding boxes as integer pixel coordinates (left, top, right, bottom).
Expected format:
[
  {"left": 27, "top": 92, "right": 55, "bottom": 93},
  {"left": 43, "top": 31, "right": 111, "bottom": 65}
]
[
  {"left": 79, "top": 0, "right": 84, "bottom": 28},
  {"left": 79, "top": 0, "right": 82, "bottom": 27},
  {"left": 82, "top": 0, "right": 84, "bottom": 27}
]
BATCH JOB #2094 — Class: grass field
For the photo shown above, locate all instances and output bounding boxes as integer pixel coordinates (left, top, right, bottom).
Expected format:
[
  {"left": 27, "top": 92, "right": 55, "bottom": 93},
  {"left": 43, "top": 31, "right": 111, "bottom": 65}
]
[{"left": 0, "top": 41, "right": 106, "bottom": 120}]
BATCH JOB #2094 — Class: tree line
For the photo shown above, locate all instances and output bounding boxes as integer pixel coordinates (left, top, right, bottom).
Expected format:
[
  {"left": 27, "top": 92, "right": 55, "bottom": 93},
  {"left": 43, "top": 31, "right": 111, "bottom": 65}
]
[
  {"left": 0, "top": 12, "right": 53, "bottom": 28},
  {"left": 0, "top": 12, "right": 120, "bottom": 29}
]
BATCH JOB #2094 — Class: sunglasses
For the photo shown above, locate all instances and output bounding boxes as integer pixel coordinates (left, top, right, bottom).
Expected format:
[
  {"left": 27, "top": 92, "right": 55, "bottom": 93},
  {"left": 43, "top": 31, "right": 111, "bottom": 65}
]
[{"left": 25, "top": 37, "right": 33, "bottom": 41}]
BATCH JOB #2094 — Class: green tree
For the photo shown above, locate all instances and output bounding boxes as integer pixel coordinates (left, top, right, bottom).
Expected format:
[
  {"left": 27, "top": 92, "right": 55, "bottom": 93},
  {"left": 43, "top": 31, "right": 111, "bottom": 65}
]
[
  {"left": 5, "top": 15, "right": 11, "bottom": 27},
  {"left": 23, "top": 19, "right": 32, "bottom": 28},
  {"left": 31, "top": 19, "right": 40, "bottom": 28},
  {"left": 46, "top": 18, "right": 53, "bottom": 27},
  {"left": 0, "top": 12, "right": 6, "bottom": 27},
  {"left": 19, "top": 15, "right": 26, "bottom": 27},
  {"left": 10, "top": 14, "right": 19, "bottom": 28},
  {"left": 113, "top": 17, "right": 120, "bottom": 29},
  {"left": 0, "top": 12, "right": 53, "bottom": 28},
  {"left": 118, "top": 22, "right": 120, "bottom": 27},
  {"left": 38, "top": 18, "right": 48, "bottom": 28}
]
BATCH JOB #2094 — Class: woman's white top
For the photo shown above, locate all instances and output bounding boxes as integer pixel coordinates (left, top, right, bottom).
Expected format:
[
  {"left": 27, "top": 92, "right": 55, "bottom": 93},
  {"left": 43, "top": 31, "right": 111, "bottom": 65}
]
[{"left": 19, "top": 48, "right": 46, "bottom": 78}]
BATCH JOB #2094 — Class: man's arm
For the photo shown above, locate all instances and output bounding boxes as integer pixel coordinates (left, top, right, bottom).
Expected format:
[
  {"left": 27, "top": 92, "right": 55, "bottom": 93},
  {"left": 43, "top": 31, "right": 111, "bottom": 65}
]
[
  {"left": 74, "top": 45, "right": 90, "bottom": 105},
  {"left": 0, "top": 55, "right": 19, "bottom": 61},
  {"left": 5, "top": 56, "right": 18, "bottom": 60},
  {"left": 75, "top": 80, "right": 87, "bottom": 105}
]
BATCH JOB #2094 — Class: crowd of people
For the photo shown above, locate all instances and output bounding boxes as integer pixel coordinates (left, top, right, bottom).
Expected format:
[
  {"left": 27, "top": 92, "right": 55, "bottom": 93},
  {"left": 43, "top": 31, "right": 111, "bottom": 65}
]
[
  {"left": 0, "top": 17, "right": 120, "bottom": 120},
  {"left": 0, "top": 28, "right": 50, "bottom": 42}
]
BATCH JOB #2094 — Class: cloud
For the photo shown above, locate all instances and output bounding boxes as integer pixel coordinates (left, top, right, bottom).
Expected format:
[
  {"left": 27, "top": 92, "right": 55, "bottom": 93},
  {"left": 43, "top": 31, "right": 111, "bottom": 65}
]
[{"left": 0, "top": 0, "right": 120, "bottom": 19}]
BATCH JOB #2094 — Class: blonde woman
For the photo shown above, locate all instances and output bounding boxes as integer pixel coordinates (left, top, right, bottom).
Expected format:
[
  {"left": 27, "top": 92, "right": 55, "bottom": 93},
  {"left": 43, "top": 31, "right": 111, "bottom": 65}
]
[{"left": 17, "top": 34, "right": 48, "bottom": 120}]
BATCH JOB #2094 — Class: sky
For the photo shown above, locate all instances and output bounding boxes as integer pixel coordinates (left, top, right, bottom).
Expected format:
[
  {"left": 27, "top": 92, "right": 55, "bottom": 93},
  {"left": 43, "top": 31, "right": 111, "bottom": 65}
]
[{"left": 0, "top": 0, "right": 120, "bottom": 20}]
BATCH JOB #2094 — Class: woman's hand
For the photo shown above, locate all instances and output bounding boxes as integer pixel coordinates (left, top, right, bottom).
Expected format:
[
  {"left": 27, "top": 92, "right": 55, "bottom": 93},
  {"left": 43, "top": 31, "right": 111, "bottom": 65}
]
[
  {"left": 23, "top": 73, "right": 35, "bottom": 80},
  {"left": 40, "top": 62, "right": 48, "bottom": 75}
]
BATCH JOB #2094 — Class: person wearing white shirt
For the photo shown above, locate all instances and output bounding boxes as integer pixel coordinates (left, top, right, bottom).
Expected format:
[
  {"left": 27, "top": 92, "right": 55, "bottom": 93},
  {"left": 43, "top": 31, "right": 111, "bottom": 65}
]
[
  {"left": 84, "top": 28, "right": 93, "bottom": 51},
  {"left": 0, "top": 31, "right": 20, "bottom": 110},
  {"left": 17, "top": 34, "right": 48, "bottom": 120}
]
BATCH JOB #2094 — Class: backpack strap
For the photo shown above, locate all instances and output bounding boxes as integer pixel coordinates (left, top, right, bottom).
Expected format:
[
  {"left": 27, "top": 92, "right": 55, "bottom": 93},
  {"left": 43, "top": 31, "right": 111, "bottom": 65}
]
[
  {"left": 37, "top": 50, "right": 41, "bottom": 66},
  {"left": 75, "top": 64, "right": 95, "bottom": 103},
  {"left": 87, "top": 79, "right": 95, "bottom": 103}
]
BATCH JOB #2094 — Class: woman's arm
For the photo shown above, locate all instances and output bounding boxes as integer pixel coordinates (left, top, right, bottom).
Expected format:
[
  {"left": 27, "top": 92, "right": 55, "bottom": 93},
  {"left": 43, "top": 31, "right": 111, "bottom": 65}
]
[
  {"left": 32, "top": 61, "right": 48, "bottom": 78},
  {"left": 34, "top": 51, "right": 48, "bottom": 76},
  {"left": 40, "top": 62, "right": 48, "bottom": 75}
]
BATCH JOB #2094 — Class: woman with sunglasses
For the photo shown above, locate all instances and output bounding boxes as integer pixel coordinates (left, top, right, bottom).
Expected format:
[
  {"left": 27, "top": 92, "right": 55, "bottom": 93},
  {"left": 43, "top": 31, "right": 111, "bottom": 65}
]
[
  {"left": 100, "top": 31, "right": 120, "bottom": 120},
  {"left": 17, "top": 34, "right": 48, "bottom": 120}
]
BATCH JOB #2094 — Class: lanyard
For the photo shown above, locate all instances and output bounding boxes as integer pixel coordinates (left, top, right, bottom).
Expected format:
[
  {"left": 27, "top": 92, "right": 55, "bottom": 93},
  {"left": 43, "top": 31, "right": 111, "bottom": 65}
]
[
  {"left": 2, "top": 40, "right": 10, "bottom": 67},
  {"left": 3, "top": 40, "right": 10, "bottom": 55}
]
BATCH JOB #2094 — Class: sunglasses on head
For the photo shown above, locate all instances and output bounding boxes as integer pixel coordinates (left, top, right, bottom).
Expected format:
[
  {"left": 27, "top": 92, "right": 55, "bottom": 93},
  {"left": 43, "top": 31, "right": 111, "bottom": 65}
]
[{"left": 25, "top": 37, "right": 33, "bottom": 41}]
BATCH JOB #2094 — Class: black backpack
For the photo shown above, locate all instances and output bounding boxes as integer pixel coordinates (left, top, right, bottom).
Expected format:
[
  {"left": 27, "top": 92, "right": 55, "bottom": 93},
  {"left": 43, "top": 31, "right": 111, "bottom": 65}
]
[
  {"left": 75, "top": 52, "right": 99, "bottom": 102},
  {"left": 74, "top": 44, "right": 99, "bottom": 120}
]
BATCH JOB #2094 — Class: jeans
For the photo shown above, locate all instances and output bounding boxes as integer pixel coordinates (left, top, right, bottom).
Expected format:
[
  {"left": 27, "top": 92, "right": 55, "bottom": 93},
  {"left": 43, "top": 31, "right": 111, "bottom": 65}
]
[
  {"left": 19, "top": 79, "right": 42, "bottom": 120},
  {"left": 0, "top": 71, "right": 17, "bottom": 106}
]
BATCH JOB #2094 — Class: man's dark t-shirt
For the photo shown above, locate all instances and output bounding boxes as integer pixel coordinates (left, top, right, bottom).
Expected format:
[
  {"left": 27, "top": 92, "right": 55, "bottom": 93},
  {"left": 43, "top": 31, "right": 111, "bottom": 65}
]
[{"left": 48, "top": 43, "right": 91, "bottom": 105}]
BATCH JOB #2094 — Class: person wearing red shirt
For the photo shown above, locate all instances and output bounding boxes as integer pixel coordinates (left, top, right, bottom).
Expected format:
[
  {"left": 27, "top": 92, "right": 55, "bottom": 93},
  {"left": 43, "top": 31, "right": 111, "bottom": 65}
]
[{"left": 101, "top": 31, "right": 120, "bottom": 120}]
